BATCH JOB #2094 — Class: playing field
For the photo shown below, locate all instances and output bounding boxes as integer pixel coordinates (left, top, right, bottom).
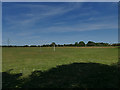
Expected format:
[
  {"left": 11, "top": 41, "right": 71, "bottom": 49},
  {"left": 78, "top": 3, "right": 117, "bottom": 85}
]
[
  {"left": 2, "top": 47, "right": 119, "bottom": 88},
  {"left": 2, "top": 47, "right": 118, "bottom": 75}
]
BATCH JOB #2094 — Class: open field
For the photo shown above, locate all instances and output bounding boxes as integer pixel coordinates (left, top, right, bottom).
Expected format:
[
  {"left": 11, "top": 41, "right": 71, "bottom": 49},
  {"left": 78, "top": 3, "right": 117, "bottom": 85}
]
[
  {"left": 2, "top": 47, "right": 119, "bottom": 88},
  {"left": 2, "top": 47, "right": 118, "bottom": 74}
]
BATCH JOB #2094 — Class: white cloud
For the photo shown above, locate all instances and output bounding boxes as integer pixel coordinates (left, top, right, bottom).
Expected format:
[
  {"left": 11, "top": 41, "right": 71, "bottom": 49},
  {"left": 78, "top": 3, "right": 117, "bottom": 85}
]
[
  {"left": 3, "top": 2, "right": 82, "bottom": 30},
  {"left": 38, "top": 22, "right": 117, "bottom": 33},
  {"left": 3, "top": 2, "right": 118, "bottom": 40}
]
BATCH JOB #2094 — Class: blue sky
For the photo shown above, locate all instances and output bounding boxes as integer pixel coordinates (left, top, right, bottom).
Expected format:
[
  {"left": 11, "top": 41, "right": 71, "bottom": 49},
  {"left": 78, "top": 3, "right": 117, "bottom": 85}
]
[{"left": 2, "top": 2, "right": 118, "bottom": 45}]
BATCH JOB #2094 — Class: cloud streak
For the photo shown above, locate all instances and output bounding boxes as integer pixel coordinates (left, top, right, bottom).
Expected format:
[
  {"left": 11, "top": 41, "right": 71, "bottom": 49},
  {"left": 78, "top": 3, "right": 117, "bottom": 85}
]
[
  {"left": 34, "top": 21, "right": 117, "bottom": 33},
  {"left": 2, "top": 2, "right": 118, "bottom": 45},
  {"left": 3, "top": 3, "right": 82, "bottom": 30}
]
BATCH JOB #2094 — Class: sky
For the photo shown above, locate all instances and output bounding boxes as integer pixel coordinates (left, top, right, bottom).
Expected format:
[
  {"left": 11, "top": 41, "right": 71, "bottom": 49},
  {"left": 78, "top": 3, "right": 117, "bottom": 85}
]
[
  {"left": 2, "top": 2, "right": 118, "bottom": 45},
  {"left": 1, "top": 0, "right": 120, "bottom": 2}
]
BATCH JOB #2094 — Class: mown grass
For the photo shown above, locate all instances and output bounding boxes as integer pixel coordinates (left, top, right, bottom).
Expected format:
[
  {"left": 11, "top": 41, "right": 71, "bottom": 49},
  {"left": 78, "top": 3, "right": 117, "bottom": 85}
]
[
  {"left": 2, "top": 47, "right": 119, "bottom": 88},
  {"left": 2, "top": 47, "right": 118, "bottom": 76}
]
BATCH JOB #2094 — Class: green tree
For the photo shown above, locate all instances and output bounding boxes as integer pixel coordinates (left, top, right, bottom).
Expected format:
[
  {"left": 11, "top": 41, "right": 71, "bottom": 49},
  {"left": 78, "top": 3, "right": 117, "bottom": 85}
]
[
  {"left": 87, "top": 41, "right": 96, "bottom": 46},
  {"left": 79, "top": 41, "right": 85, "bottom": 46},
  {"left": 75, "top": 42, "right": 79, "bottom": 46},
  {"left": 51, "top": 42, "right": 56, "bottom": 46}
]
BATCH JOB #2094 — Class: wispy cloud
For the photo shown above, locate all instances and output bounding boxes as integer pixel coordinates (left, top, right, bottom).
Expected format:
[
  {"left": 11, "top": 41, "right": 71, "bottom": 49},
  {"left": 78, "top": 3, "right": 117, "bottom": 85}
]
[
  {"left": 3, "top": 3, "right": 82, "bottom": 30},
  {"left": 3, "top": 2, "right": 117, "bottom": 36},
  {"left": 2, "top": 2, "right": 118, "bottom": 44},
  {"left": 36, "top": 21, "right": 117, "bottom": 33}
]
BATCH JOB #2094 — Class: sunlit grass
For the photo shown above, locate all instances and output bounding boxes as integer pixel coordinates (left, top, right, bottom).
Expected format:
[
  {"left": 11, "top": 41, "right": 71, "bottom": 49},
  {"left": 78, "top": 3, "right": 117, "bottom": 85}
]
[{"left": 2, "top": 47, "right": 118, "bottom": 76}]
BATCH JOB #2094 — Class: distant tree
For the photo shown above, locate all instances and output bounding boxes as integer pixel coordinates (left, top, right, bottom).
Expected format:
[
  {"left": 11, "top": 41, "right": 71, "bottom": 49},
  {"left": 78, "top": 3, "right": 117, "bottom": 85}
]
[
  {"left": 79, "top": 41, "right": 85, "bottom": 46},
  {"left": 38, "top": 45, "right": 41, "bottom": 47},
  {"left": 103, "top": 43, "right": 110, "bottom": 46},
  {"left": 69, "top": 44, "right": 74, "bottom": 46},
  {"left": 95, "top": 42, "right": 110, "bottom": 46},
  {"left": 111, "top": 43, "right": 120, "bottom": 46},
  {"left": 51, "top": 42, "right": 56, "bottom": 46},
  {"left": 75, "top": 42, "right": 79, "bottom": 46},
  {"left": 24, "top": 45, "right": 29, "bottom": 47},
  {"left": 87, "top": 41, "right": 96, "bottom": 46},
  {"left": 95, "top": 43, "right": 103, "bottom": 46},
  {"left": 30, "top": 45, "right": 37, "bottom": 47}
]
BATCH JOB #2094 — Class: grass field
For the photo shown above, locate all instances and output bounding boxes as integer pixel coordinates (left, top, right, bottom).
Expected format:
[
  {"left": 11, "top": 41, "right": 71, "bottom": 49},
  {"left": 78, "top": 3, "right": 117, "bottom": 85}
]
[{"left": 2, "top": 47, "right": 119, "bottom": 88}]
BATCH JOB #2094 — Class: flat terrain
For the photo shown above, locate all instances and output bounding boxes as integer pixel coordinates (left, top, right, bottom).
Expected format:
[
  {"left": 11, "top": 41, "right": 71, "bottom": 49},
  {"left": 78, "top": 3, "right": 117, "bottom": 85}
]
[
  {"left": 2, "top": 47, "right": 118, "bottom": 75},
  {"left": 2, "top": 47, "right": 119, "bottom": 88}
]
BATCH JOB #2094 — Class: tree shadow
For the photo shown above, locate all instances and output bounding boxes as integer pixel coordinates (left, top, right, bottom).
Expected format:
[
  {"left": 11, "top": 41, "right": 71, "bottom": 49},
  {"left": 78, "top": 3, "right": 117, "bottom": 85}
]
[
  {"left": 2, "top": 62, "right": 119, "bottom": 88},
  {"left": 2, "top": 69, "right": 22, "bottom": 88}
]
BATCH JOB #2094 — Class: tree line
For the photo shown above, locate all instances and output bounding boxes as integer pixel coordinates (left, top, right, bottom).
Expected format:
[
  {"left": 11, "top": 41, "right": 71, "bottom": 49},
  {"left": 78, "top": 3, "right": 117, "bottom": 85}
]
[{"left": 2, "top": 41, "right": 120, "bottom": 47}]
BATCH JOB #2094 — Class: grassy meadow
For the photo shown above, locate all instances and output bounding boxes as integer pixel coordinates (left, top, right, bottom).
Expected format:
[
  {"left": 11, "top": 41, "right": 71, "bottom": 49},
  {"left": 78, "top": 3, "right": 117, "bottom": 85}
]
[{"left": 2, "top": 47, "right": 119, "bottom": 88}]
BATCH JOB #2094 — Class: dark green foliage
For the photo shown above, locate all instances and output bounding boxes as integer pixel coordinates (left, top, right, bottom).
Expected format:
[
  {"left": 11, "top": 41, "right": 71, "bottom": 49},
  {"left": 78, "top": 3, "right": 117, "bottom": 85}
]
[
  {"left": 30, "top": 45, "right": 37, "bottom": 47},
  {"left": 75, "top": 42, "right": 79, "bottom": 46},
  {"left": 24, "top": 45, "right": 29, "bottom": 47},
  {"left": 79, "top": 41, "right": 85, "bottom": 46},
  {"left": 87, "top": 41, "right": 96, "bottom": 46},
  {"left": 2, "top": 41, "right": 120, "bottom": 47},
  {"left": 111, "top": 43, "right": 120, "bottom": 46},
  {"left": 51, "top": 42, "right": 56, "bottom": 46},
  {"left": 50, "top": 42, "right": 56, "bottom": 47},
  {"left": 95, "top": 43, "right": 110, "bottom": 46}
]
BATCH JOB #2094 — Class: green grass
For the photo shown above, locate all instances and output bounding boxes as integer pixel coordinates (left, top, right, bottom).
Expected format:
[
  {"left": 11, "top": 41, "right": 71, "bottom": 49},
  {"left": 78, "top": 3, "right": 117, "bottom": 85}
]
[
  {"left": 2, "top": 47, "right": 119, "bottom": 88},
  {"left": 3, "top": 47, "right": 118, "bottom": 75}
]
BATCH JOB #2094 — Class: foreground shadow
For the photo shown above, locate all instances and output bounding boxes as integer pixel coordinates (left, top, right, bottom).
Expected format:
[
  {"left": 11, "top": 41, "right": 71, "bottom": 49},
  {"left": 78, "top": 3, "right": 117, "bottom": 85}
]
[
  {"left": 2, "top": 62, "right": 119, "bottom": 88},
  {"left": 2, "top": 69, "right": 22, "bottom": 88}
]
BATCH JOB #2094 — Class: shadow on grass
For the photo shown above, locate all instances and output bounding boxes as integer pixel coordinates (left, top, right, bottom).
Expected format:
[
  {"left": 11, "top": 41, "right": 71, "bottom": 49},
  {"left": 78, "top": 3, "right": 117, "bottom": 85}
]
[
  {"left": 2, "top": 69, "right": 22, "bottom": 88},
  {"left": 2, "top": 62, "right": 119, "bottom": 88}
]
